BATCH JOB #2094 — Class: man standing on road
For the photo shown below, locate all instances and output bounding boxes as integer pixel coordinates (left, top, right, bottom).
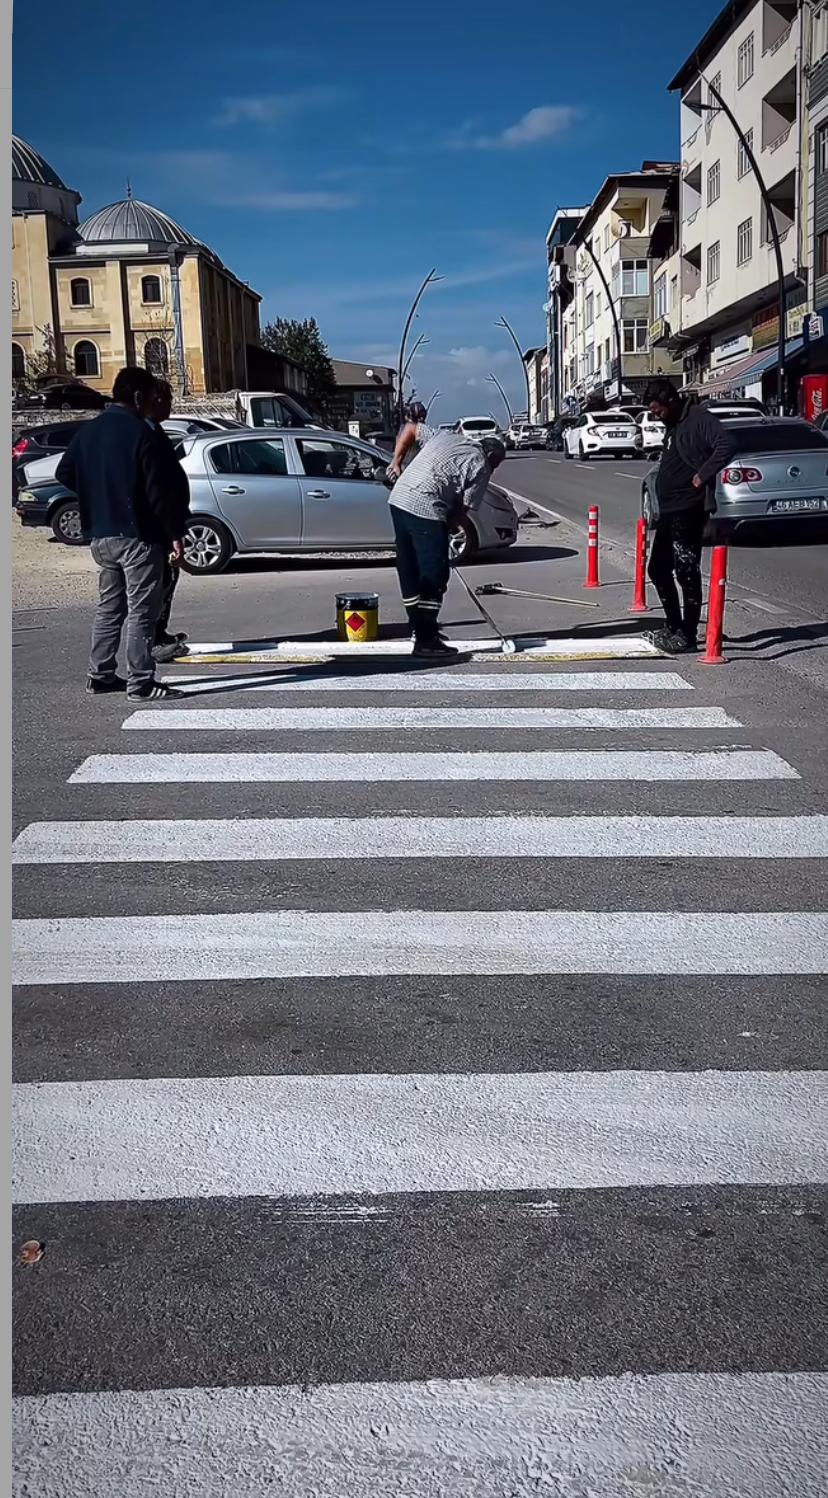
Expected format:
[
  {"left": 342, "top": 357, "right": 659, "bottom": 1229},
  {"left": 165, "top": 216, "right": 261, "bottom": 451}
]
[
  {"left": 146, "top": 378, "right": 191, "bottom": 664},
  {"left": 388, "top": 428, "right": 505, "bottom": 659},
  {"left": 643, "top": 379, "right": 736, "bottom": 656},
  {"left": 388, "top": 400, "right": 433, "bottom": 477},
  {"left": 56, "top": 365, "right": 184, "bottom": 701}
]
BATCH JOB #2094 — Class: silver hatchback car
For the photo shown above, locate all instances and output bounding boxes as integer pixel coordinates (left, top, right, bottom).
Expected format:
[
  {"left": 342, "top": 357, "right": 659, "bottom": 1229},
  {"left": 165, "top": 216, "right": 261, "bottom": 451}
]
[{"left": 174, "top": 428, "right": 519, "bottom": 574}]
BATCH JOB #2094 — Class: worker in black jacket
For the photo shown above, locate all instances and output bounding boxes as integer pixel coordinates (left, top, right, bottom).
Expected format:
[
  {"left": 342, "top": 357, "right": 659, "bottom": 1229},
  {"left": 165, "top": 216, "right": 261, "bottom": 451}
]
[
  {"left": 643, "top": 379, "right": 737, "bottom": 655},
  {"left": 56, "top": 365, "right": 184, "bottom": 700},
  {"left": 146, "top": 379, "right": 191, "bottom": 663}
]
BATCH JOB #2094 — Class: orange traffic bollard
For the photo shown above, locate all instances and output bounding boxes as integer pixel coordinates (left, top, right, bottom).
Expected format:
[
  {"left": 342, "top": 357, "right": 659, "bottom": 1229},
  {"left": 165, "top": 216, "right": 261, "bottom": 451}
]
[
  {"left": 703, "top": 543, "right": 728, "bottom": 664},
  {"left": 629, "top": 517, "right": 649, "bottom": 614},
  {"left": 584, "top": 505, "right": 600, "bottom": 588}
]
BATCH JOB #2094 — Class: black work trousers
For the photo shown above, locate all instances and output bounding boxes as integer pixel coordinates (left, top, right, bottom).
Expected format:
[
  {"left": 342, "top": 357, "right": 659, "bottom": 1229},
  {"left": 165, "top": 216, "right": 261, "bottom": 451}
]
[
  {"left": 390, "top": 505, "right": 451, "bottom": 643},
  {"left": 155, "top": 560, "right": 180, "bottom": 644},
  {"left": 648, "top": 504, "right": 705, "bottom": 641}
]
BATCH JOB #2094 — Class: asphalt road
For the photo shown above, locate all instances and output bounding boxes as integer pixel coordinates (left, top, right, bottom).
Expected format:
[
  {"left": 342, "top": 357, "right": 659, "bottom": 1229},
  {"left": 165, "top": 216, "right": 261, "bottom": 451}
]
[{"left": 11, "top": 518, "right": 828, "bottom": 1495}]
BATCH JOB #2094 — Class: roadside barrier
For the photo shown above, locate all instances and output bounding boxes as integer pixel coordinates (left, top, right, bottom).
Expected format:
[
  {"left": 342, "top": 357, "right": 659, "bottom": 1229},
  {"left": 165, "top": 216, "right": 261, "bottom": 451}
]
[
  {"left": 629, "top": 517, "right": 648, "bottom": 614},
  {"left": 703, "top": 545, "right": 728, "bottom": 665},
  {"left": 584, "top": 506, "right": 600, "bottom": 588}
]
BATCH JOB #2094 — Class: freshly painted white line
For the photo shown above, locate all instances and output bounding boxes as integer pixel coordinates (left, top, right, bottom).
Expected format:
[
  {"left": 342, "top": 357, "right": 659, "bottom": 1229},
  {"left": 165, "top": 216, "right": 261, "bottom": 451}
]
[
  {"left": 156, "top": 669, "right": 693, "bottom": 695},
  {"left": 14, "top": 1373, "right": 828, "bottom": 1498},
  {"left": 12, "top": 910, "right": 826, "bottom": 985},
  {"left": 123, "top": 705, "right": 741, "bottom": 733},
  {"left": 614, "top": 471, "right": 641, "bottom": 480},
  {"left": 180, "top": 637, "right": 664, "bottom": 663},
  {"left": 13, "top": 1069, "right": 827, "bottom": 1203},
  {"left": 69, "top": 748, "right": 798, "bottom": 786},
  {"left": 14, "top": 815, "right": 828, "bottom": 865},
  {"left": 575, "top": 463, "right": 595, "bottom": 470}
]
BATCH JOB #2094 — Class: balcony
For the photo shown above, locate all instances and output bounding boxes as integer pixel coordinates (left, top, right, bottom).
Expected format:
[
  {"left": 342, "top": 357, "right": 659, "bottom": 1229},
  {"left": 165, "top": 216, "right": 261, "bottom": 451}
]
[
  {"left": 762, "top": 0, "right": 796, "bottom": 55},
  {"left": 762, "top": 67, "right": 797, "bottom": 153}
]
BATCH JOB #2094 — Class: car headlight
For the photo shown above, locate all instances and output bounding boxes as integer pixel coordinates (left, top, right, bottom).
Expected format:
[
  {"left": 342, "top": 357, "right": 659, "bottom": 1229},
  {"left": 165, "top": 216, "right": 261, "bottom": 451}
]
[{"left": 17, "top": 490, "right": 37, "bottom": 504}]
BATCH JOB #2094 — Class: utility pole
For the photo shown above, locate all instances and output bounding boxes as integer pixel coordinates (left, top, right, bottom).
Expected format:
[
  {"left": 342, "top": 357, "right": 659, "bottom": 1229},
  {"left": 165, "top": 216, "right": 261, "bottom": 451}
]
[
  {"left": 495, "top": 315, "right": 532, "bottom": 419},
  {"left": 396, "top": 268, "right": 443, "bottom": 425},
  {"left": 486, "top": 371, "right": 513, "bottom": 425}
]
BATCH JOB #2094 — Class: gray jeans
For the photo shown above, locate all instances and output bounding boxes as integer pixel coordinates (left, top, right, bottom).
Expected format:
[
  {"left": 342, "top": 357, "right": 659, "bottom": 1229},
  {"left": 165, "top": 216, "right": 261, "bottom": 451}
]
[{"left": 89, "top": 536, "right": 167, "bottom": 689}]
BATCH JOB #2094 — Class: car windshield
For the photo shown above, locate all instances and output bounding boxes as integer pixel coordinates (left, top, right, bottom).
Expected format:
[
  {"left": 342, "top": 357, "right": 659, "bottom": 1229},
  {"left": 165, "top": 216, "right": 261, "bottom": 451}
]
[{"left": 726, "top": 422, "right": 828, "bottom": 452}]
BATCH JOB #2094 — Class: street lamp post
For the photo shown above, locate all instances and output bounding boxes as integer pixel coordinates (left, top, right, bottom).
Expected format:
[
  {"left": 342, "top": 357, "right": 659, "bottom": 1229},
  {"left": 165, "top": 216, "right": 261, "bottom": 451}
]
[
  {"left": 486, "top": 371, "right": 513, "bottom": 425},
  {"left": 396, "top": 268, "right": 443, "bottom": 425},
  {"left": 495, "top": 315, "right": 532, "bottom": 419},
  {"left": 698, "top": 77, "right": 787, "bottom": 415},
  {"left": 401, "top": 332, "right": 430, "bottom": 391},
  {"left": 580, "top": 240, "right": 624, "bottom": 406}
]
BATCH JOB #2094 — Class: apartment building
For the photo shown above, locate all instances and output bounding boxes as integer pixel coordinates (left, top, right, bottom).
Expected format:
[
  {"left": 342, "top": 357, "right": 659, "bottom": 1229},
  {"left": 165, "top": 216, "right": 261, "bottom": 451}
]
[
  {"left": 559, "top": 164, "right": 683, "bottom": 413},
  {"left": 544, "top": 207, "right": 585, "bottom": 419},
  {"left": 668, "top": 0, "right": 808, "bottom": 404},
  {"left": 800, "top": 2, "right": 828, "bottom": 394}
]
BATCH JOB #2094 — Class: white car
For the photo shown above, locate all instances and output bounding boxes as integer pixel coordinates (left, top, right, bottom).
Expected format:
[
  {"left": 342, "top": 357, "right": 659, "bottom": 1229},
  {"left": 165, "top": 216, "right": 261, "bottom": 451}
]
[
  {"left": 563, "top": 412, "right": 639, "bottom": 460},
  {"left": 635, "top": 412, "right": 665, "bottom": 454},
  {"left": 457, "top": 416, "right": 502, "bottom": 442}
]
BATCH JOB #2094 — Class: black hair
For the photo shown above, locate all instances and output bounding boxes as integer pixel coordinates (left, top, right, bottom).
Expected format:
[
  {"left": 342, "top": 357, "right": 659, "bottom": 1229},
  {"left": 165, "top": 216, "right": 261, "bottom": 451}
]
[
  {"left": 404, "top": 401, "right": 427, "bottom": 422},
  {"left": 112, "top": 365, "right": 157, "bottom": 405},
  {"left": 479, "top": 435, "right": 506, "bottom": 461},
  {"left": 643, "top": 378, "right": 681, "bottom": 406}
]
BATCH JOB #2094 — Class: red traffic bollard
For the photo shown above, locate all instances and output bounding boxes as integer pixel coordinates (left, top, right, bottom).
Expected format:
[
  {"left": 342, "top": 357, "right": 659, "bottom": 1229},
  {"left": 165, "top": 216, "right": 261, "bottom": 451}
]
[
  {"left": 629, "top": 517, "right": 649, "bottom": 614},
  {"left": 703, "top": 543, "right": 728, "bottom": 665},
  {"left": 584, "top": 505, "right": 600, "bottom": 588}
]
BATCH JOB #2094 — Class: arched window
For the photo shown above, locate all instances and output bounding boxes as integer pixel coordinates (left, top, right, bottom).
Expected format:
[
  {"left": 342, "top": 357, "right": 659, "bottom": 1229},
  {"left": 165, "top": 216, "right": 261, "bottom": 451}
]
[
  {"left": 70, "top": 277, "right": 92, "bottom": 308},
  {"left": 12, "top": 343, "right": 26, "bottom": 380},
  {"left": 144, "top": 337, "right": 169, "bottom": 377},
  {"left": 141, "top": 275, "right": 162, "bottom": 305},
  {"left": 73, "top": 340, "right": 100, "bottom": 377}
]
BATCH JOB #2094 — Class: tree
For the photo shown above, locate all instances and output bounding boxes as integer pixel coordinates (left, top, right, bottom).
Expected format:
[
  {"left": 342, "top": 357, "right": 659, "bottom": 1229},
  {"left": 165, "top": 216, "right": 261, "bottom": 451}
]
[
  {"left": 14, "top": 323, "right": 73, "bottom": 396},
  {"left": 260, "top": 317, "right": 337, "bottom": 419}
]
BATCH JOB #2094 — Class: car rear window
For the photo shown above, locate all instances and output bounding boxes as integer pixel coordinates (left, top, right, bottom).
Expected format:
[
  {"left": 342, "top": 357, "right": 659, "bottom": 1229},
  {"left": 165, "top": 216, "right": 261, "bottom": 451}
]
[
  {"left": 44, "top": 421, "right": 87, "bottom": 446},
  {"left": 591, "top": 413, "right": 633, "bottom": 425},
  {"left": 463, "top": 420, "right": 497, "bottom": 432},
  {"left": 726, "top": 422, "right": 828, "bottom": 452}
]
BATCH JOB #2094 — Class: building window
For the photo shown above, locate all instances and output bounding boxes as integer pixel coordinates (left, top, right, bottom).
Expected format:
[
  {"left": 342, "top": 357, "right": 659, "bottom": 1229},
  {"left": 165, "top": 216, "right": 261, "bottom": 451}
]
[
  {"left": 603, "top": 223, "right": 610, "bottom": 252},
  {"left": 70, "top": 277, "right": 92, "bottom": 308},
  {"left": 73, "top": 340, "right": 100, "bottom": 377},
  {"left": 622, "top": 319, "right": 649, "bottom": 354},
  {"left": 737, "top": 128, "right": 754, "bottom": 179},
  {"left": 707, "top": 160, "right": 721, "bottom": 205},
  {"left": 621, "top": 259, "right": 649, "bottom": 296},
  {"left": 818, "top": 124, "right": 828, "bottom": 176},
  {"left": 654, "top": 275, "right": 668, "bottom": 320},
  {"left": 12, "top": 279, "right": 19, "bottom": 312},
  {"left": 737, "top": 217, "right": 753, "bottom": 265},
  {"left": 737, "top": 33, "right": 754, "bottom": 88},
  {"left": 709, "top": 72, "right": 721, "bottom": 105},
  {"left": 818, "top": 230, "right": 828, "bottom": 278},
  {"left": 12, "top": 343, "right": 26, "bottom": 379},
  {"left": 604, "top": 337, "right": 611, "bottom": 365},
  {"left": 596, "top": 290, "right": 601, "bottom": 317},
  {"left": 585, "top": 291, "right": 594, "bottom": 327},
  {"left": 585, "top": 345, "right": 595, "bottom": 376},
  {"left": 141, "top": 275, "right": 162, "bottom": 305},
  {"left": 707, "top": 240, "right": 721, "bottom": 284},
  {"left": 144, "top": 337, "right": 169, "bottom": 377}
]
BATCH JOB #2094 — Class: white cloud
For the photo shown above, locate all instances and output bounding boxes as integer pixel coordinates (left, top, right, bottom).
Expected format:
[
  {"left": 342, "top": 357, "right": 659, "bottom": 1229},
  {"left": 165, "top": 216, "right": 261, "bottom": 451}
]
[
  {"left": 449, "top": 105, "right": 579, "bottom": 151},
  {"left": 215, "top": 87, "right": 347, "bottom": 127},
  {"left": 219, "top": 190, "right": 360, "bottom": 211}
]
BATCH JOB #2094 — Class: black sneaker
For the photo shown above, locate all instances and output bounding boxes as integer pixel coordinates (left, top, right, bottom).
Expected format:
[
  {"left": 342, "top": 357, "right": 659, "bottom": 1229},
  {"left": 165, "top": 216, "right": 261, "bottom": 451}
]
[
  {"left": 645, "top": 627, "right": 691, "bottom": 656},
  {"left": 156, "top": 631, "right": 188, "bottom": 646},
  {"left": 152, "top": 640, "right": 189, "bottom": 663},
  {"left": 126, "top": 681, "right": 184, "bottom": 702},
  {"left": 412, "top": 639, "right": 460, "bottom": 660},
  {"left": 86, "top": 674, "right": 127, "bottom": 694}
]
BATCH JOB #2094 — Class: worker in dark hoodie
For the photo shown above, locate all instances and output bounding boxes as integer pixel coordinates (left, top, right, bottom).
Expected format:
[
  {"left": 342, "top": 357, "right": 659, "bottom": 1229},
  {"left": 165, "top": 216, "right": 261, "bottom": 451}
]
[{"left": 642, "top": 379, "right": 737, "bottom": 655}]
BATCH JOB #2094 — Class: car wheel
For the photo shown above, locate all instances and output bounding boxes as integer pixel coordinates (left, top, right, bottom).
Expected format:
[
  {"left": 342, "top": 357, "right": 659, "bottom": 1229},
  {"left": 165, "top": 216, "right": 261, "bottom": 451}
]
[
  {"left": 50, "top": 499, "right": 84, "bottom": 544},
  {"left": 579, "top": 442, "right": 586, "bottom": 459},
  {"left": 449, "top": 515, "right": 477, "bottom": 562},
  {"left": 180, "top": 517, "right": 234, "bottom": 575},
  {"left": 564, "top": 443, "right": 573, "bottom": 460}
]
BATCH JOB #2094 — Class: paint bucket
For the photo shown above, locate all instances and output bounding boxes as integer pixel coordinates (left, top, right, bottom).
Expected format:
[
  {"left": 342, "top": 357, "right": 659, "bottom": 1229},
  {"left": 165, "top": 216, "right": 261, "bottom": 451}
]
[{"left": 335, "top": 592, "right": 380, "bottom": 643}]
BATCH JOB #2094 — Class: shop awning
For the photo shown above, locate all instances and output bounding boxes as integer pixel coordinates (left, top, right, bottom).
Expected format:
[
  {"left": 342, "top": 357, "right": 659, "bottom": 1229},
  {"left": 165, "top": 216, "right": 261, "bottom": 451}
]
[{"left": 700, "top": 336, "right": 805, "bottom": 397}]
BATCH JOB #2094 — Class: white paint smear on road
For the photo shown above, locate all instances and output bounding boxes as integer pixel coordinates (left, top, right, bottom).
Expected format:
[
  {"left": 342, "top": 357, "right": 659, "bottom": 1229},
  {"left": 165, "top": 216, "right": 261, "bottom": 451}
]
[
  {"left": 12, "top": 910, "right": 827, "bottom": 985},
  {"left": 156, "top": 669, "right": 692, "bottom": 695},
  {"left": 69, "top": 748, "right": 798, "bottom": 785},
  {"left": 14, "top": 815, "right": 828, "bottom": 864},
  {"left": 14, "top": 1372, "right": 828, "bottom": 1498},
  {"left": 13, "top": 1069, "right": 828, "bottom": 1203},
  {"left": 182, "top": 636, "right": 661, "bottom": 660},
  {"left": 123, "top": 705, "right": 741, "bottom": 732}
]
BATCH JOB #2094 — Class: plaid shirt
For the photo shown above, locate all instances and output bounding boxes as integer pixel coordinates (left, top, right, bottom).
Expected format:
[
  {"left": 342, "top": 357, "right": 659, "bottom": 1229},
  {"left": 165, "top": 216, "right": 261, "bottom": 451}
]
[{"left": 389, "top": 430, "right": 490, "bottom": 521}]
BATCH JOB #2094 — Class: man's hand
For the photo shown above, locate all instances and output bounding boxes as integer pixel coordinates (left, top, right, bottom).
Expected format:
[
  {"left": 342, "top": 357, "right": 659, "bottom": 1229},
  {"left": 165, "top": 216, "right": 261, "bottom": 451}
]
[
  {"left": 170, "top": 538, "right": 184, "bottom": 564},
  {"left": 692, "top": 474, "right": 704, "bottom": 490}
]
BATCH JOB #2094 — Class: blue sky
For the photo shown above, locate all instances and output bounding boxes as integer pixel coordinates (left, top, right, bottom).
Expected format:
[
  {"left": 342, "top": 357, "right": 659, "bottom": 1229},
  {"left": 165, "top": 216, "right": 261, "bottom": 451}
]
[{"left": 13, "top": 0, "right": 718, "bottom": 419}]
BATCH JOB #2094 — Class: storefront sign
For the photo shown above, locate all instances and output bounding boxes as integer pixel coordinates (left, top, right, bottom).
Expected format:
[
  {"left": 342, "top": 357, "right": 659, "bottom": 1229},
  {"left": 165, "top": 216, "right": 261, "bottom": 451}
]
[
  {"left": 752, "top": 302, "right": 807, "bottom": 348},
  {"left": 710, "top": 332, "right": 751, "bottom": 368},
  {"left": 804, "top": 310, "right": 827, "bottom": 345}
]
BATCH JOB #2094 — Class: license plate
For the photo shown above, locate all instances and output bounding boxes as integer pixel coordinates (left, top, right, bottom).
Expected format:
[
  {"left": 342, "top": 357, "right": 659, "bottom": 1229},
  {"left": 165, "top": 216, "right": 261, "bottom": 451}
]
[
  {"left": 608, "top": 430, "right": 626, "bottom": 438},
  {"left": 769, "top": 497, "right": 827, "bottom": 514}
]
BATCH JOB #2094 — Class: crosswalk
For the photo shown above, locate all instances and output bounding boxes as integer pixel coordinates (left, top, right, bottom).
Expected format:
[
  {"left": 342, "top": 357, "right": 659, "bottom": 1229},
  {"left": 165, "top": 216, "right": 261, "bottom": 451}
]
[{"left": 12, "top": 658, "right": 828, "bottom": 1495}]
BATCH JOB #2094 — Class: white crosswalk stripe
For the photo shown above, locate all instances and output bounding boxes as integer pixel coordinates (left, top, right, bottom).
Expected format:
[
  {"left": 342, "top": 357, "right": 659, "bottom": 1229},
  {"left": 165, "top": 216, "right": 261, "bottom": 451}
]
[{"left": 13, "top": 656, "right": 825, "bottom": 1493}]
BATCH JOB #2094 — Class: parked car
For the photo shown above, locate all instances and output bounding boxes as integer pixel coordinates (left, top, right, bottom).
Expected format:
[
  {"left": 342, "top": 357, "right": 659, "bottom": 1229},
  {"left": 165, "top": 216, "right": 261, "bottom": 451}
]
[
  {"left": 16, "top": 428, "right": 520, "bottom": 567},
  {"left": 634, "top": 412, "right": 665, "bottom": 455},
  {"left": 12, "top": 417, "right": 97, "bottom": 499},
  {"left": 18, "top": 415, "right": 245, "bottom": 488},
  {"left": 701, "top": 396, "right": 767, "bottom": 418},
  {"left": 640, "top": 417, "right": 828, "bottom": 534},
  {"left": 513, "top": 424, "right": 547, "bottom": 451},
  {"left": 456, "top": 416, "right": 503, "bottom": 442},
  {"left": 545, "top": 416, "right": 577, "bottom": 451},
  {"left": 14, "top": 381, "right": 108, "bottom": 412},
  {"left": 563, "top": 411, "right": 639, "bottom": 459}
]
